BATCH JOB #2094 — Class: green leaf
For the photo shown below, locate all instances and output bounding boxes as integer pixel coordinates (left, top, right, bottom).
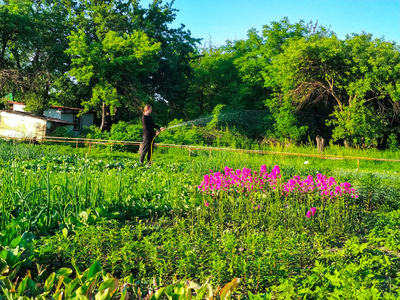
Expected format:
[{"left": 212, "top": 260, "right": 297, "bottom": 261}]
[
  {"left": 154, "top": 287, "right": 165, "bottom": 300},
  {"left": 62, "top": 228, "right": 69, "bottom": 238},
  {"left": 55, "top": 267, "right": 73, "bottom": 278},
  {"left": 98, "top": 277, "right": 119, "bottom": 296},
  {"left": 9, "top": 236, "right": 22, "bottom": 248},
  {"left": 17, "top": 274, "right": 29, "bottom": 297},
  {"left": 44, "top": 272, "right": 56, "bottom": 292},
  {"left": 120, "top": 283, "right": 129, "bottom": 300},
  {"left": 65, "top": 277, "right": 81, "bottom": 298},
  {"left": 95, "top": 288, "right": 112, "bottom": 300},
  {"left": 87, "top": 261, "right": 102, "bottom": 280}
]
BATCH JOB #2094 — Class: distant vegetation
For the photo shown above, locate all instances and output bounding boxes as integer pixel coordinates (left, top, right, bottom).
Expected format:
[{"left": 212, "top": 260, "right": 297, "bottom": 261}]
[{"left": 1, "top": 1, "right": 399, "bottom": 149}]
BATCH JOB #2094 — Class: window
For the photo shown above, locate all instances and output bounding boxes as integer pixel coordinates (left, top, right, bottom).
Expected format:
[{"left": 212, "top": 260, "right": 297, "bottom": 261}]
[{"left": 73, "top": 114, "right": 82, "bottom": 130}]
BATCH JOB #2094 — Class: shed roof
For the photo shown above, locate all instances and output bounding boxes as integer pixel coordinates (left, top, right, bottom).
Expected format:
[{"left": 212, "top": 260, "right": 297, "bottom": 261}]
[
  {"left": 0, "top": 110, "right": 74, "bottom": 125},
  {"left": 9, "top": 101, "right": 95, "bottom": 113}
]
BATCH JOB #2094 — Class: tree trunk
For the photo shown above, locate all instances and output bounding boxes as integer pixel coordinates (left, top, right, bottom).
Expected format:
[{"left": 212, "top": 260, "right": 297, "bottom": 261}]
[{"left": 100, "top": 102, "right": 106, "bottom": 131}]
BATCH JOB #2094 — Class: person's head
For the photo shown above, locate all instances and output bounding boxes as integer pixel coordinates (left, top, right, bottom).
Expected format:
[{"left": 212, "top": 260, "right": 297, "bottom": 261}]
[{"left": 143, "top": 105, "right": 152, "bottom": 115}]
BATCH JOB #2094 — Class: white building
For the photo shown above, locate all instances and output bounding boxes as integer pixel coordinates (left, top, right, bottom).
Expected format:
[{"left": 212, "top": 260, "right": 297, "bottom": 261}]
[
  {"left": 0, "top": 110, "right": 74, "bottom": 140},
  {"left": 10, "top": 102, "right": 95, "bottom": 133}
]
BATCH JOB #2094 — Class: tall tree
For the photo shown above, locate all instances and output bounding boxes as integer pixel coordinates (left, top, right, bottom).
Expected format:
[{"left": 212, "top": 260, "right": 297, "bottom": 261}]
[
  {"left": 188, "top": 18, "right": 329, "bottom": 140},
  {"left": 65, "top": 0, "right": 200, "bottom": 127},
  {"left": 0, "top": 0, "right": 76, "bottom": 113},
  {"left": 267, "top": 33, "right": 400, "bottom": 146},
  {"left": 127, "top": 0, "right": 201, "bottom": 122},
  {"left": 66, "top": 24, "right": 161, "bottom": 130}
]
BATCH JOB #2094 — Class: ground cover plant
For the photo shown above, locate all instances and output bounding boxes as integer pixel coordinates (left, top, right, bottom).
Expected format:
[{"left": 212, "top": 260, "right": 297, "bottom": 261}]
[{"left": 1, "top": 140, "right": 400, "bottom": 299}]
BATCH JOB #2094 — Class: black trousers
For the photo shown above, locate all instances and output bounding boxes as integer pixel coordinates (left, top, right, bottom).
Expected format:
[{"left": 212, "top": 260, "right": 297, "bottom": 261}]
[{"left": 139, "top": 135, "right": 155, "bottom": 163}]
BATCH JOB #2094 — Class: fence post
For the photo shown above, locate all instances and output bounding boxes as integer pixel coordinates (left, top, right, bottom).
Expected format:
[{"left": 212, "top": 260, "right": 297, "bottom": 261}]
[
  {"left": 357, "top": 159, "right": 360, "bottom": 170},
  {"left": 316, "top": 136, "right": 326, "bottom": 153},
  {"left": 188, "top": 146, "right": 191, "bottom": 157}
]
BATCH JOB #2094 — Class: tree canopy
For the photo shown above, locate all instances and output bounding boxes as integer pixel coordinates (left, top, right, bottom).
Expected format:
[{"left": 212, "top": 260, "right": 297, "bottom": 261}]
[{"left": 1, "top": 1, "right": 399, "bottom": 148}]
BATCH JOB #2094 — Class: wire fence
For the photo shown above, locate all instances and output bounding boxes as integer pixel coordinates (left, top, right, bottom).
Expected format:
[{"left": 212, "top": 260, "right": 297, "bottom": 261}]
[
  {"left": 24, "top": 136, "right": 400, "bottom": 169},
  {"left": 3, "top": 135, "right": 400, "bottom": 169}
]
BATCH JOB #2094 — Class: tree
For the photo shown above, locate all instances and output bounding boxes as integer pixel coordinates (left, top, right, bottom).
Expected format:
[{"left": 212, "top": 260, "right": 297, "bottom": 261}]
[
  {"left": 267, "top": 33, "right": 400, "bottom": 146},
  {"left": 64, "top": 0, "right": 200, "bottom": 128},
  {"left": 0, "top": 0, "right": 76, "bottom": 112},
  {"left": 187, "top": 42, "right": 270, "bottom": 138},
  {"left": 66, "top": 26, "right": 161, "bottom": 130},
  {"left": 127, "top": 0, "right": 201, "bottom": 122}
]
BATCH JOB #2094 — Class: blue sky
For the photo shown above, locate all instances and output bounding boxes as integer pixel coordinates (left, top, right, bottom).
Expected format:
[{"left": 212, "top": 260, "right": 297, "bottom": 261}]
[{"left": 142, "top": 0, "right": 400, "bottom": 47}]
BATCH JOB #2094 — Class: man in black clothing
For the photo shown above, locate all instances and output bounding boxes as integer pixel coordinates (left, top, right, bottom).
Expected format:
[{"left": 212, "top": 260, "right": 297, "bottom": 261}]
[{"left": 140, "top": 105, "right": 165, "bottom": 164}]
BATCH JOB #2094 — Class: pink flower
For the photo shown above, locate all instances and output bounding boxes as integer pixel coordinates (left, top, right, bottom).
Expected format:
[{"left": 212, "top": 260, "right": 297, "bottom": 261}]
[
  {"left": 310, "top": 207, "right": 316, "bottom": 216},
  {"left": 205, "top": 202, "right": 209, "bottom": 207},
  {"left": 306, "top": 211, "right": 312, "bottom": 218}
]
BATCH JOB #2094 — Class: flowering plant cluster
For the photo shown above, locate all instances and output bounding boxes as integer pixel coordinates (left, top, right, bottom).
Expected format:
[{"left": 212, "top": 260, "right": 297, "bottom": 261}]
[
  {"left": 198, "top": 165, "right": 281, "bottom": 194},
  {"left": 283, "top": 173, "right": 358, "bottom": 199},
  {"left": 198, "top": 165, "right": 358, "bottom": 200},
  {"left": 306, "top": 207, "right": 317, "bottom": 218}
]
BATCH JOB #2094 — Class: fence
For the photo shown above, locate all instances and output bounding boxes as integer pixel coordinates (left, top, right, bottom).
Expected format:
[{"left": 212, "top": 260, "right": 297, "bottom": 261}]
[{"left": 31, "top": 136, "right": 400, "bottom": 169}]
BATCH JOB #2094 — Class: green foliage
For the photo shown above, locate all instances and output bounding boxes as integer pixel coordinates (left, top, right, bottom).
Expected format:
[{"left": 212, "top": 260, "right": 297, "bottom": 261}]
[
  {"left": 188, "top": 42, "right": 266, "bottom": 120},
  {"left": 157, "top": 118, "right": 253, "bottom": 149},
  {"left": 267, "top": 97, "right": 308, "bottom": 141},
  {"left": 266, "top": 32, "right": 400, "bottom": 146},
  {"left": 0, "top": 259, "right": 239, "bottom": 300},
  {"left": 3, "top": 110, "right": 400, "bottom": 297},
  {"left": 66, "top": 21, "right": 161, "bottom": 128},
  {"left": 207, "top": 104, "right": 226, "bottom": 130},
  {"left": 368, "top": 210, "right": 400, "bottom": 252},
  {"left": 388, "top": 133, "right": 399, "bottom": 151},
  {"left": 328, "top": 99, "right": 389, "bottom": 147},
  {"left": 1, "top": 0, "right": 199, "bottom": 130},
  {"left": 80, "top": 125, "right": 109, "bottom": 140},
  {"left": 109, "top": 121, "right": 142, "bottom": 142},
  {"left": 2, "top": 0, "right": 400, "bottom": 149},
  {"left": 0, "top": 231, "right": 35, "bottom": 282},
  {"left": 52, "top": 126, "right": 75, "bottom": 138}
]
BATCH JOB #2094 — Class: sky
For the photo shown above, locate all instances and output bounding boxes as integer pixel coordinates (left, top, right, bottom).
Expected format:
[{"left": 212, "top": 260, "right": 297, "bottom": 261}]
[{"left": 142, "top": 0, "right": 400, "bottom": 47}]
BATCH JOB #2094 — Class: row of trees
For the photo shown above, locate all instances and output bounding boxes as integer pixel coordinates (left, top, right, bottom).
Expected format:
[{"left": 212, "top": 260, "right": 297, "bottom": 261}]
[
  {"left": 1, "top": 0, "right": 400, "bottom": 147},
  {"left": 192, "top": 20, "right": 400, "bottom": 147},
  {"left": 0, "top": 0, "right": 200, "bottom": 130}
]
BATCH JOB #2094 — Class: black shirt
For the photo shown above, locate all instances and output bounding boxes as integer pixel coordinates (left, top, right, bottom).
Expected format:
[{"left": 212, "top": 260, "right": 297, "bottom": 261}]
[{"left": 142, "top": 114, "right": 160, "bottom": 137}]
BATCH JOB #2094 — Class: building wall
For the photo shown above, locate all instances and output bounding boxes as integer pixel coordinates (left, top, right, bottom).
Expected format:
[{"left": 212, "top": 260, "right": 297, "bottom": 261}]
[
  {"left": 44, "top": 108, "right": 62, "bottom": 120},
  {"left": 0, "top": 112, "right": 46, "bottom": 139},
  {"left": 12, "top": 104, "right": 95, "bottom": 132},
  {"left": 13, "top": 103, "right": 27, "bottom": 112},
  {"left": 44, "top": 108, "right": 94, "bottom": 130},
  {"left": 82, "top": 113, "right": 94, "bottom": 128},
  {"left": 59, "top": 112, "right": 74, "bottom": 124}
]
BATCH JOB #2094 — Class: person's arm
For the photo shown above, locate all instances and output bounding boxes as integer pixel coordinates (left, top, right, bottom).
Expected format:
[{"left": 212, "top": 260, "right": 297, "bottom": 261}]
[{"left": 152, "top": 117, "right": 165, "bottom": 132}]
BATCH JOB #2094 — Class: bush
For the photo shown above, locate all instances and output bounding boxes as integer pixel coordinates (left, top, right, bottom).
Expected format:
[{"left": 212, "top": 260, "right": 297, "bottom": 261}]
[{"left": 52, "top": 126, "right": 75, "bottom": 138}]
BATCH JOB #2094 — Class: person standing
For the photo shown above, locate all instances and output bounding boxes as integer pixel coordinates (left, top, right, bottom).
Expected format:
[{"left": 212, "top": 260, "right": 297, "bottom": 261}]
[{"left": 140, "top": 105, "right": 164, "bottom": 164}]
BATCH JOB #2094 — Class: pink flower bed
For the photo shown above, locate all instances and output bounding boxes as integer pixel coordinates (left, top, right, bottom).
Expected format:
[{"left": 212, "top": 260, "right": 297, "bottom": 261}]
[{"left": 198, "top": 165, "right": 358, "bottom": 199}]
